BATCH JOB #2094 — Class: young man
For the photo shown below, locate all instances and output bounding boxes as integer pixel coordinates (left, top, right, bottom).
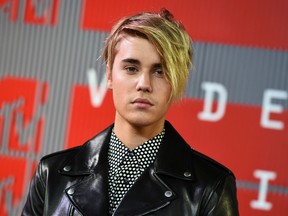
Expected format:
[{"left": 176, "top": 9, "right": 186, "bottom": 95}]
[{"left": 22, "top": 8, "right": 239, "bottom": 216}]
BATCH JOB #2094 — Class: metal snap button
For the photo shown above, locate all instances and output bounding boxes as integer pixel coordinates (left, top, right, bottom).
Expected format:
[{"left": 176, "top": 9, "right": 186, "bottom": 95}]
[
  {"left": 67, "top": 188, "right": 75, "bottom": 195},
  {"left": 184, "top": 172, "right": 191, "bottom": 177},
  {"left": 63, "top": 165, "right": 71, "bottom": 172},
  {"left": 164, "top": 191, "right": 173, "bottom": 198},
  {"left": 123, "top": 178, "right": 129, "bottom": 185}
]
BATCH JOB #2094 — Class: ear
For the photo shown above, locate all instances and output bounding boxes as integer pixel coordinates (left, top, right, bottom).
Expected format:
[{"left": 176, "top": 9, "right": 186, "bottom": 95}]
[{"left": 106, "top": 64, "right": 113, "bottom": 89}]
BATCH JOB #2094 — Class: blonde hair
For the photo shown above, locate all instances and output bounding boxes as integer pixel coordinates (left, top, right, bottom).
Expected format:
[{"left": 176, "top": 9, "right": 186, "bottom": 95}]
[{"left": 103, "top": 8, "right": 193, "bottom": 100}]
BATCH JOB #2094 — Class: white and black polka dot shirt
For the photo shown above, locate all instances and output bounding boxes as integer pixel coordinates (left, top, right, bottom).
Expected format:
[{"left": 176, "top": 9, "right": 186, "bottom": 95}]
[{"left": 108, "top": 129, "right": 165, "bottom": 215}]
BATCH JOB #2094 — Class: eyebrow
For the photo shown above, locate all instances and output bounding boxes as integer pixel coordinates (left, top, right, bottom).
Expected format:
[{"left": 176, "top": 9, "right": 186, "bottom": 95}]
[
  {"left": 121, "top": 58, "right": 140, "bottom": 65},
  {"left": 121, "top": 58, "right": 162, "bottom": 68}
]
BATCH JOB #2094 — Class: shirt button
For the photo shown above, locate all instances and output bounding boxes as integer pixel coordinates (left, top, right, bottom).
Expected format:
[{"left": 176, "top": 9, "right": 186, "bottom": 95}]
[
  {"left": 184, "top": 172, "right": 191, "bottom": 177},
  {"left": 67, "top": 188, "right": 75, "bottom": 195},
  {"left": 123, "top": 178, "right": 129, "bottom": 184},
  {"left": 63, "top": 165, "right": 71, "bottom": 172},
  {"left": 164, "top": 191, "right": 173, "bottom": 198},
  {"left": 128, "top": 151, "right": 135, "bottom": 157}
]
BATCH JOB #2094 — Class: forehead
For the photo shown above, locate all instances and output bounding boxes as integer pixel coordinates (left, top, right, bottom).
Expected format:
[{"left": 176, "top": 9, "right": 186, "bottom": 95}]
[{"left": 114, "top": 35, "right": 161, "bottom": 64}]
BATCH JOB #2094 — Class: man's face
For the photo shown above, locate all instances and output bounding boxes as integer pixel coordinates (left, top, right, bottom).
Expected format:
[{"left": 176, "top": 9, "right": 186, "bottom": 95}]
[{"left": 107, "top": 35, "right": 172, "bottom": 129}]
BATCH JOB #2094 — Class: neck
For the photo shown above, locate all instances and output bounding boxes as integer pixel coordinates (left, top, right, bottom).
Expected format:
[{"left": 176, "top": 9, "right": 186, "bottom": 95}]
[{"left": 113, "top": 117, "right": 165, "bottom": 150}]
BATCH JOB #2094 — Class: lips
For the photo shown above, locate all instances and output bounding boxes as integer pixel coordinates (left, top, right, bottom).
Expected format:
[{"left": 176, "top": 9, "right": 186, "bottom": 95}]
[{"left": 132, "top": 98, "right": 153, "bottom": 107}]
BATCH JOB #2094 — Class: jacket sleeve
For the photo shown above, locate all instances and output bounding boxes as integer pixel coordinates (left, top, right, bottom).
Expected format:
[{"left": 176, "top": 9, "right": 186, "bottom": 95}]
[
  {"left": 21, "top": 161, "right": 46, "bottom": 216},
  {"left": 204, "top": 173, "right": 239, "bottom": 216}
]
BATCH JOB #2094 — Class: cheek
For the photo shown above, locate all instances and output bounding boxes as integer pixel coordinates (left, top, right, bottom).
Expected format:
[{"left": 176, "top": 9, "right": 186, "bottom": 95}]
[
  {"left": 114, "top": 74, "right": 137, "bottom": 92},
  {"left": 112, "top": 71, "right": 127, "bottom": 85},
  {"left": 111, "top": 77, "right": 128, "bottom": 101},
  {"left": 112, "top": 79, "right": 127, "bottom": 92},
  {"left": 112, "top": 88, "right": 123, "bottom": 109},
  {"left": 159, "top": 82, "right": 172, "bottom": 99}
]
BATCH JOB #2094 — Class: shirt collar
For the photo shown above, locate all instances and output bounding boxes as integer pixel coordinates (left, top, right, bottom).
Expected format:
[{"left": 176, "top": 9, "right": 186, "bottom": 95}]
[{"left": 108, "top": 129, "right": 165, "bottom": 170}]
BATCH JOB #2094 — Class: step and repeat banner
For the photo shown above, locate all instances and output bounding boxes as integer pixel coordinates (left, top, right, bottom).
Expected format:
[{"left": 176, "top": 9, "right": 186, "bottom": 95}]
[{"left": 0, "top": 0, "right": 287, "bottom": 215}]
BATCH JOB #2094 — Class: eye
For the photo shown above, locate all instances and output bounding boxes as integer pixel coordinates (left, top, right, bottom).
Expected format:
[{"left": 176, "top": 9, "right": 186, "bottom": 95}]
[
  {"left": 125, "top": 66, "right": 138, "bottom": 74},
  {"left": 154, "top": 69, "right": 164, "bottom": 77}
]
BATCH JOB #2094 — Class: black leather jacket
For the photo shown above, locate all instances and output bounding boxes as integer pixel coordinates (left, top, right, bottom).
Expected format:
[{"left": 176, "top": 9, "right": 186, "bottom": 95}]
[{"left": 22, "top": 121, "right": 239, "bottom": 216}]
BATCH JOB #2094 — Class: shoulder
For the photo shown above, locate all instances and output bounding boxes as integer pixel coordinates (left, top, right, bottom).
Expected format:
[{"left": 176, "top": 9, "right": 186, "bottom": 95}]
[
  {"left": 38, "top": 124, "right": 113, "bottom": 171},
  {"left": 39, "top": 145, "right": 83, "bottom": 171},
  {"left": 190, "top": 148, "right": 235, "bottom": 181},
  {"left": 163, "top": 121, "right": 235, "bottom": 179},
  {"left": 41, "top": 145, "right": 82, "bottom": 161}
]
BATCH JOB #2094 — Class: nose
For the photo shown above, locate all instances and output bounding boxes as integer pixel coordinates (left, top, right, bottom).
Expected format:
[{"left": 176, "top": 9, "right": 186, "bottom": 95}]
[{"left": 136, "top": 72, "right": 152, "bottom": 92}]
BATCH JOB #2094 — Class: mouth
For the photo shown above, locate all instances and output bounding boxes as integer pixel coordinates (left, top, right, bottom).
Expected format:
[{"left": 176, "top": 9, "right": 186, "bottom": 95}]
[{"left": 132, "top": 98, "right": 153, "bottom": 108}]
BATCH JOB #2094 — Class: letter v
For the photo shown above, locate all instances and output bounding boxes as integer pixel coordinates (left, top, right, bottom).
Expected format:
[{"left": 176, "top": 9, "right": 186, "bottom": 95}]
[{"left": 87, "top": 68, "right": 107, "bottom": 108}]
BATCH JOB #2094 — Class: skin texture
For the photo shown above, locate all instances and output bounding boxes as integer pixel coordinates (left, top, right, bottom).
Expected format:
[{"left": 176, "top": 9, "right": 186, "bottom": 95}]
[{"left": 106, "top": 35, "right": 172, "bottom": 149}]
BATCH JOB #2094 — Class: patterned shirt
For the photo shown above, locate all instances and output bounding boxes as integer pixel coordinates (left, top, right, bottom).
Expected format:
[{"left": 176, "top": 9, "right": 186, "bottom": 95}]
[{"left": 108, "top": 129, "right": 165, "bottom": 215}]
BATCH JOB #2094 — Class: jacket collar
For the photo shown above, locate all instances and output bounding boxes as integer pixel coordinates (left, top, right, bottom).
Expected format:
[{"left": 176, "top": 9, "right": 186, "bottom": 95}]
[
  {"left": 154, "top": 121, "right": 194, "bottom": 181},
  {"left": 60, "top": 121, "right": 194, "bottom": 179},
  {"left": 59, "top": 125, "right": 112, "bottom": 176},
  {"left": 59, "top": 121, "right": 194, "bottom": 216},
  {"left": 59, "top": 126, "right": 112, "bottom": 215}
]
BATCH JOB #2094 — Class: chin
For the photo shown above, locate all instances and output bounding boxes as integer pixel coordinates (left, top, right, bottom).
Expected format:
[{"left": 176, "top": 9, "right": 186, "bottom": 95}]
[{"left": 128, "top": 116, "right": 165, "bottom": 129}]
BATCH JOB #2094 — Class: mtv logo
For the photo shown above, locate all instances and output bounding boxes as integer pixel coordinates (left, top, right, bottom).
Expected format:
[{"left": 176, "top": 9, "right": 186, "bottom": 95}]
[
  {"left": 0, "top": 76, "right": 47, "bottom": 154},
  {"left": 0, "top": 156, "right": 37, "bottom": 216},
  {"left": 0, "top": 0, "right": 59, "bottom": 25},
  {"left": 24, "top": 0, "right": 60, "bottom": 25},
  {"left": 0, "top": 76, "right": 47, "bottom": 215}
]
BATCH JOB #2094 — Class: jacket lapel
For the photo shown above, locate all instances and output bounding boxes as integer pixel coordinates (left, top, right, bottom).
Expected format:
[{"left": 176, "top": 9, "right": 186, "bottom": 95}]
[
  {"left": 154, "top": 121, "right": 195, "bottom": 181},
  {"left": 59, "top": 126, "right": 113, "bottom": 216},
  {"left": 114, "top": 168, "right": 175, "bottom": 216},
  {"left": 114, "top": 121, "right": 194, "bottom": 216}
]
